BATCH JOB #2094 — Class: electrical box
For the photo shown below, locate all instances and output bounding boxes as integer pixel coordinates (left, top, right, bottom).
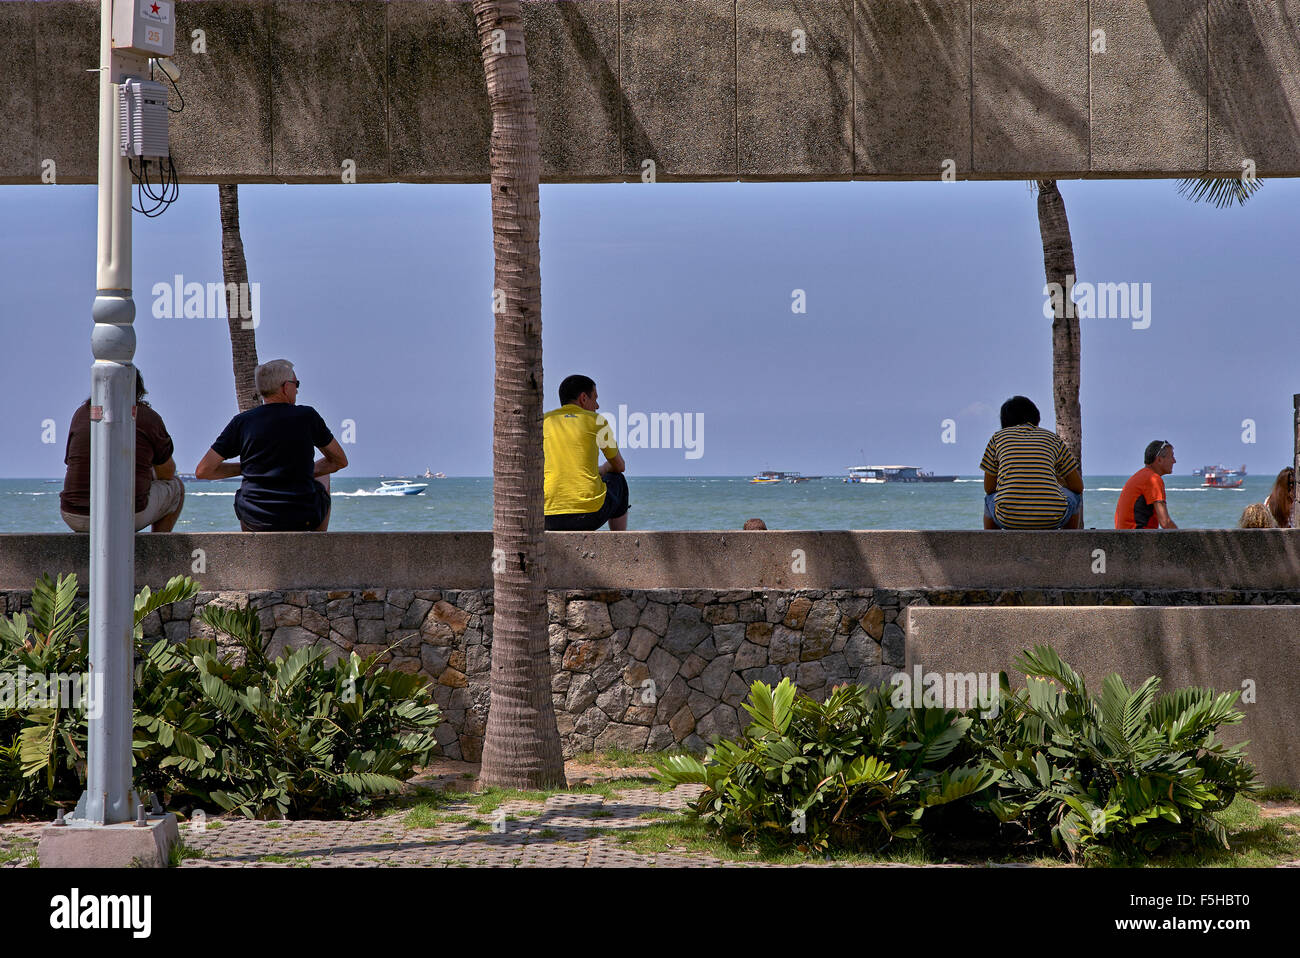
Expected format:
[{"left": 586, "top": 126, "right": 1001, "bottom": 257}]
[
  {"left": 112, "top": 0, "right": 175, "bottom": 58},
  {"left": 119, "top": 78, "right": 170, "bottom": 159}
]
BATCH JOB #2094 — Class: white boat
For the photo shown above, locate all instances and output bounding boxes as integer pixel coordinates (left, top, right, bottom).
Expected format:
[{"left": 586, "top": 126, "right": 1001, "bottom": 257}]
[
  {"left": 845, "top": 466, "right": 885, "bottom": 484},
  {"left": 373, "top": 479, "right": 428, "bottom": 496}
]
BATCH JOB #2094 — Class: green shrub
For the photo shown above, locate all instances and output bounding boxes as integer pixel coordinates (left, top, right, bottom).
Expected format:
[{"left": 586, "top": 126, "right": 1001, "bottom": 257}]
[
  {"left": 0, "top": 573, "right": 194, "bottom": 813},
  {"left": 1, "top": 574, "right": 441, "bottom": 820},
  {"left": 656, "top": 647, "right": 1256, "bottom": 860},
  {"left": 134, "top": 603, "right": 441, "bottom": 818},
  {"left": 985, "top": 646, "right": 1255, "bottom": 858},
  {"left": 656, "top": 679, "right": 998, "bottom": 853}
]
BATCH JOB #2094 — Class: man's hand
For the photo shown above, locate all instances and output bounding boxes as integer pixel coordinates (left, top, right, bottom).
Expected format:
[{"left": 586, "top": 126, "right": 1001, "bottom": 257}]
[
  {"left": 154, "top": 457, "right": 177, "bottom": 481},
  {"left": 314, "top": 439, "right": 349, "bottom": 477},
  {"left": 195, "top": 448, "right": 241, "bottom": 480},
  {"left": 983, "top": 470, "right": 997, "bottom": 494},
  {"left": 1061, "top": 468, "right": 1084, "bottom": 495},
  {"left": 1153, "top": 501, "right": 1177, "bottom": 529},
  {"left": 601, "top": 452, "right": 626, "bottom": 475}
]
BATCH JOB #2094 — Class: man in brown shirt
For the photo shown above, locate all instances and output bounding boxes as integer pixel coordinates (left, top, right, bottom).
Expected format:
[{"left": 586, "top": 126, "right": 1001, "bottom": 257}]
[{"left": 59, "top": 370, "right": 185, "bottom": 533}]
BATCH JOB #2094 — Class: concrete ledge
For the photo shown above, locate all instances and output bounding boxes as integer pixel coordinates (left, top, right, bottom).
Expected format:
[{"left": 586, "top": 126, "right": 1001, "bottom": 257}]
[
  {"left": 39, "top": 814, "right": 179, "bottom": 868},
  {"left": 905, "top": 606, "right": 1300, "bottom": 787},
  {"left": 7, "top": 0, "right": 1300, "bottom": 184},
  {"left": 1, "top": 530, "right": 1298, "bottom": 591}
]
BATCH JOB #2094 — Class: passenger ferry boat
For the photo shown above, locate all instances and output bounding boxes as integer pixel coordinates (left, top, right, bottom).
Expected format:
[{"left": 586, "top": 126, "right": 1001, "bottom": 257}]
[
  {"left": 845, "top": 465, "right": 957, "bottom": 483},
  {"left": 750, "top": 471, "right": 790, "bottom": 484},
  {"left": 844, "top": 466, "right": 886, "bottom": 484}
]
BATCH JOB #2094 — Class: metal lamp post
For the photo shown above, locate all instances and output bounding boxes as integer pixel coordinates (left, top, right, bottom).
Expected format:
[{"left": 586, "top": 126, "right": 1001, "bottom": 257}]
[{"left": 71, "top": 0, "right": 142, "bottom": 827}]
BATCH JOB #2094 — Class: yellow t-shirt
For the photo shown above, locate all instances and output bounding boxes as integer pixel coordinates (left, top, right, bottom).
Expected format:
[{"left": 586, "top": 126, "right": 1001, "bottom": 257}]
[{"left": 544, "top": 404, "right": 620, "bottom": 515}]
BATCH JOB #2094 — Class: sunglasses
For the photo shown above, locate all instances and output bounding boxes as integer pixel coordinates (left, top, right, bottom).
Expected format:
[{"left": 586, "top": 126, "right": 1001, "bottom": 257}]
[{"left": 288, "top": 380, "right": 301, "bottom": 388}]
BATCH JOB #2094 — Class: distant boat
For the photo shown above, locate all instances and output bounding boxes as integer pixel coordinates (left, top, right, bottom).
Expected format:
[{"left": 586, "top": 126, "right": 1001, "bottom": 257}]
[
  {"left": 1193, "top": 464, "right": 1246, "bottom": 479},
  {"left": 422, "top": 468, "right": 447, "bottom": 479},
  {"left": 1201, "top": 467, "right": 1244, "bottom": 489},
  {"left": 373, "top": 479, "right": 427, "bottom": 496},
  {"left": 845, "top": 466, "right": 885, "bottom": 484},
  {"left": 751, "top": 471, "right": 802, "bottom": 484},
  {"left": 845, "top": 465, "right": 956, "bottom": 483}
]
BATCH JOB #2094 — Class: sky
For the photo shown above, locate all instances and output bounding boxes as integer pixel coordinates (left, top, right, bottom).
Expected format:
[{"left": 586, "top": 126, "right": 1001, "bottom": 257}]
[{"left": 1, "top": 177, "right": 1295, "bottom": 478}]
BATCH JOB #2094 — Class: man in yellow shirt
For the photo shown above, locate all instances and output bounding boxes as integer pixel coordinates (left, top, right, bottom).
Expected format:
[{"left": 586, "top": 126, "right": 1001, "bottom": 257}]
[{"left": 544, "top": 374, "right": 629, "bottom": 530}]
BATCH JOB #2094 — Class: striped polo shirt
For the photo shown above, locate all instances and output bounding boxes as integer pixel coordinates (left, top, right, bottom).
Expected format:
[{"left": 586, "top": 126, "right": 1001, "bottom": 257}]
[{"left": 979, "top": 424, "right": 1080, "bottom": 529}]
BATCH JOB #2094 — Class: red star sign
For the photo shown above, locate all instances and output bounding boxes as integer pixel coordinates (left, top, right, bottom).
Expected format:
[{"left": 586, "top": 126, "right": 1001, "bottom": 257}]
[{"left": 151, "top": 3, "right": 159, "bottom": 12}]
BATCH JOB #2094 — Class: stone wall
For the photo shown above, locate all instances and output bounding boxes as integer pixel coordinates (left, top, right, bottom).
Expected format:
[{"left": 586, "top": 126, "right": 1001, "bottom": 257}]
[{"left": 6, "top": 585, "right": 1299, "bottom": 763}]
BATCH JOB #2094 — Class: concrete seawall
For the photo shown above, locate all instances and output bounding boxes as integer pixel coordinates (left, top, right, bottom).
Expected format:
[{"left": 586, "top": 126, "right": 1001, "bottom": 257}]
[{"left": 0, "top": 530, "right": 1296, "bottom": 784}]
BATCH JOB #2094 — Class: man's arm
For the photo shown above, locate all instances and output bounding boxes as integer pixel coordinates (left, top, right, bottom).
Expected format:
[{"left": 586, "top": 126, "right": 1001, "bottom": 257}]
[
  {"left": 195, "top": 448, "right": 241, "bottom": 480},
  {"left": 600, "top": 451, "right": 625, "bottom": 475},
  {"left": 1061, "top": 468, "right": 1084, "bottom": 495},
  {"left": 1153, "top": 501, "right": 1177, "bottom": 529},
  {"left": 154, "top": 457, "right": 177, "bottom": 480},
  {"left": 314, "top": 439, "right": 348, "bottom": 477},
  {"left": 983, "top": 470, "right": 997, "bottom": 494}
]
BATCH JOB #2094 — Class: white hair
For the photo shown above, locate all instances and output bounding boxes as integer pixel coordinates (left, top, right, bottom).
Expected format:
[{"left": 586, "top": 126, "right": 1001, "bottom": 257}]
[{"left": 255, "top": 359, "right": 296, "bottom": 397}]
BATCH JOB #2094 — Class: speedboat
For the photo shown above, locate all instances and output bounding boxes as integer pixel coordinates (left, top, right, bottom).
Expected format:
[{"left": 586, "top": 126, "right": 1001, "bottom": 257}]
[{"left": 373, "top": 479, "right": 428, "bottom": 496}]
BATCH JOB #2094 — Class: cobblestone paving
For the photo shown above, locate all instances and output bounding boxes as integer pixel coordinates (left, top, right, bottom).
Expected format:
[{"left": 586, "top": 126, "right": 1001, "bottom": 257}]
[{"left": 5, "top": 782, "right": 1297, "bottom": 869}]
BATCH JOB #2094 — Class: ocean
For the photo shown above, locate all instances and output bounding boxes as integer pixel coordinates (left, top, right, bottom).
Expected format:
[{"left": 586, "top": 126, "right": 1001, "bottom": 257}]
[{"left": 0, "top": 474, "right": 1280, "bottom": 533}]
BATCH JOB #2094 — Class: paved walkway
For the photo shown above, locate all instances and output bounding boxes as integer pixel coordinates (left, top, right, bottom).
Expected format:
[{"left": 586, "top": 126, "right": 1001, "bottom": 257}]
[{"left": 3, "top": 761, "right": 1297, "bottom": 868}]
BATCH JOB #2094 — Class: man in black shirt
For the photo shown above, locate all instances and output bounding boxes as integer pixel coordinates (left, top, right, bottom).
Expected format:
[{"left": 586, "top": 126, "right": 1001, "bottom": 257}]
[{"left": 196, "top": 360, "right": 348, "bottom": 531}]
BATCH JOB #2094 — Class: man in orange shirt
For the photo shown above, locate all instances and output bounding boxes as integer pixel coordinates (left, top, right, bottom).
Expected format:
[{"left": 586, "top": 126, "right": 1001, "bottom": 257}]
[{"left": 1115, "top": 441, "right": 1178, "bottom": 529}]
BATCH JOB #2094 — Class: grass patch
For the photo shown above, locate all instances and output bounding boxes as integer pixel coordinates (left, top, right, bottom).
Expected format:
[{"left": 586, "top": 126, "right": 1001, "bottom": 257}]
[
  {"left": 1094, "top": 795, "right": 1300, "bottom": 868},
  {"left": 0, "top": 838, "right": 38, "bottom": 868},
  {"left": 588, "top": 809, "right": 613, "bottom": 819},
  {"left": 621, "top": 795, "right": 1300, "bottom": 868},
  {"left": 538, "top": 828, "right": 559, "bottom": 839},
  {"left": 263, "top": 822, "right": 282, "bottom": 829},
  {"left": 610, "top": 818, "right": 945, "bottom": 865},
  {"left": 1255, "top": 787, "right": 1300, "bottom": 803},
  {"left": 257, "top": 853, "right": 295, "bottom": 864},
  {"left": 168, "top": 841, "right": 207, "bottom": 866}
]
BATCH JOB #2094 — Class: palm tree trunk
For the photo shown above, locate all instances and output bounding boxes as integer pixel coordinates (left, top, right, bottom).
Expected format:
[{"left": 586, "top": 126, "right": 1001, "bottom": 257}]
[
  {"left": 1037, "top": 180, "right": 1083, "bottom": 495},
  {"left": 473, "top": 0, "right": 565, "bottom": 789},
  {"left": 219, "top": 184, "right": 261, "bottom": 412}
]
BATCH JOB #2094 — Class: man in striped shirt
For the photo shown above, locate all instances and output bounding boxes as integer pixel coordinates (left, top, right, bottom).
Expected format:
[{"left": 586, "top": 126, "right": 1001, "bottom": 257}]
[{"left": 980, "top": 396, "right": 1084, "bottom": 529}]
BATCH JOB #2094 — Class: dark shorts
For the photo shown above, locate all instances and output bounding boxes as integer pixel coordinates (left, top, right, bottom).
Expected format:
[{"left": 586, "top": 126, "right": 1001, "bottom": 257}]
[
  {"left": 985, "top": 490, "right": 1080, "bottom": 530},
  {"left": 545, "top": 472, "right": 630, "bottom": 531},
  {"left": 235, "top": 480, "right": 331, "bottom": 531}
]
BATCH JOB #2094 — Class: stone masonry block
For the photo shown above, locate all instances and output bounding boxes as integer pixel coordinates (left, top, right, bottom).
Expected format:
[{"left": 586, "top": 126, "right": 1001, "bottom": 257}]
[
  {"left": 271, "top": 0, "right": 387, "bottom": 180},
  {"left": 854, "top": 0, "right": 970, "bottom": 176},
  {"left": 737, "top": 0, "right": 852, "bottom": 177},
  {"left": 1090, "top": 0, "right": 1207, "bottom": 173},
  {"left": 972, "top": 0, "right": 1088, "bottom": 175},
  {"left": 620, "top": 0, "right": 736, "bottom": 178}
]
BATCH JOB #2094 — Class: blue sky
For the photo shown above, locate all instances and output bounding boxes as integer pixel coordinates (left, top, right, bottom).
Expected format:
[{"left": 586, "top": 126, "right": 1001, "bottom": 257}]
[{"left": 2, "top": 178, "right": 1294, "bottom": 477}]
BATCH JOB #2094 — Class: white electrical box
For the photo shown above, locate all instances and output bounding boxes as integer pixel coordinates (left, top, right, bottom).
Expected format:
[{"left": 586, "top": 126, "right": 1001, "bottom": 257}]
[
  {"left": 119, "top": 78, "right": 170, "bottom": 159},
  {"left": 112, "top": 0, "right": 175, "bottom": 58}
]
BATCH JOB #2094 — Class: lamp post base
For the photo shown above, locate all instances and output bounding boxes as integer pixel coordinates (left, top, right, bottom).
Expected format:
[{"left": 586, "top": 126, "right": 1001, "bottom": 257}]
[{"left": 38, "top": 814, "right": 180, "bottom": 869}]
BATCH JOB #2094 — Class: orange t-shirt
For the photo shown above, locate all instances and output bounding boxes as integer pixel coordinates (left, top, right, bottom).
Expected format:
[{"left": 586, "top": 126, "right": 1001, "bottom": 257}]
[{"left": 1115, "top": 467, "right": 1166, "bottom": 529}]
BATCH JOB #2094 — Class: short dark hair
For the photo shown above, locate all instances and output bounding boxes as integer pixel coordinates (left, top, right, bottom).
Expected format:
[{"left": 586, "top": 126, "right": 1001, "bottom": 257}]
[
  {"left": 559, "top": 374, "right": 596, "bottom": 406},
  {"left": 743, "top": 518, "right": 767, "bottom": 530},
  {"left": 1000, "top": 396, "right": 1040, "bottom": 428},
  {"left": 1144, "top": 440, "right": 1171, "bottom": 465}
]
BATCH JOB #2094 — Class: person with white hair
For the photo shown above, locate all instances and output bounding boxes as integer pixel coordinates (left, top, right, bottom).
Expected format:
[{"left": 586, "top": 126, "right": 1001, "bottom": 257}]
[{"left": 195, "top": 359, "right": 348, "bottom": 531}]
